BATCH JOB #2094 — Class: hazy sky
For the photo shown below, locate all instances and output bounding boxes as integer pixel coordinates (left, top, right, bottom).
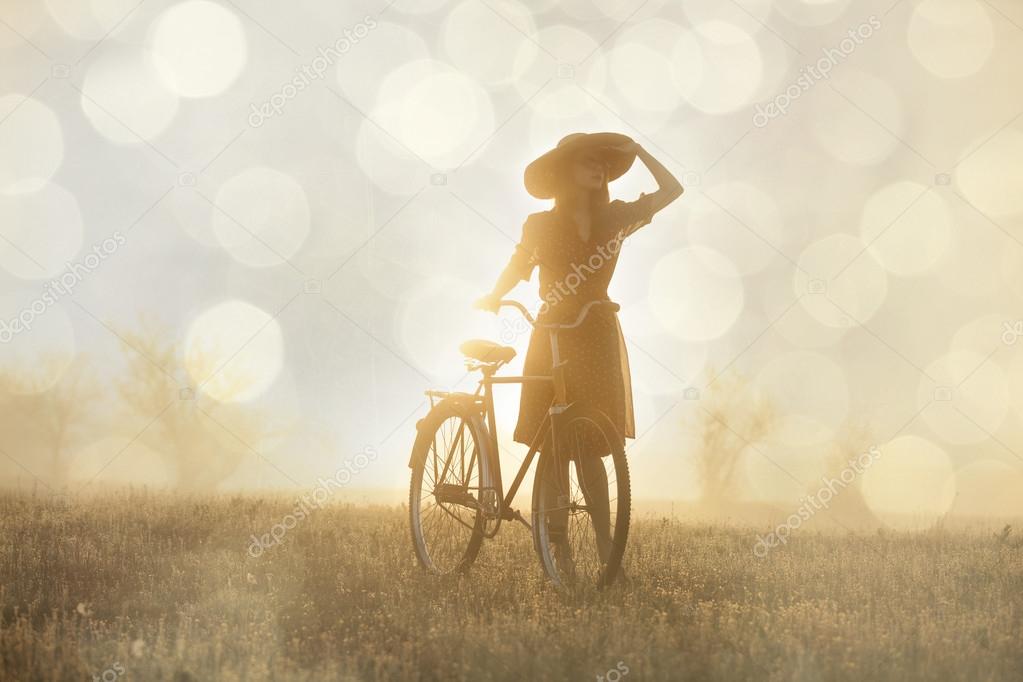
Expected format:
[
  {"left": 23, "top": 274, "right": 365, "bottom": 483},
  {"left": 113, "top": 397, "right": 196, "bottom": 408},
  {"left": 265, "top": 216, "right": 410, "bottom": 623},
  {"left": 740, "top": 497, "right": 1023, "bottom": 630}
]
[{"left": 1, "top": 0, "right": 1022, "bottom": 522}]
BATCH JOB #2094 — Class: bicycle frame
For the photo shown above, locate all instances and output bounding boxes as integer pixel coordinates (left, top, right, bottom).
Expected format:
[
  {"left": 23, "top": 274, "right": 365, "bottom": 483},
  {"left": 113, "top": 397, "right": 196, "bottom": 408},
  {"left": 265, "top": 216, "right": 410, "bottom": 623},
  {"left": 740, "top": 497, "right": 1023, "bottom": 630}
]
[
  {"left": 480, "top": 358, "right": 556, "bottom": 524},
  {"left": 424, "top": 299, "right": 619, "bottom": 530}
]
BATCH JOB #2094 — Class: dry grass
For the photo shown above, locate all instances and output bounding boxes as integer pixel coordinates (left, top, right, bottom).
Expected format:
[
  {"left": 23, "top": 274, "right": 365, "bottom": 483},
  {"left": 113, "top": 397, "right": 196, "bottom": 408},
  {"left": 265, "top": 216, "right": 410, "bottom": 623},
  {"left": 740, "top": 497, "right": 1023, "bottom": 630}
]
[{"left": 1, "top": 490, "right": 1021, "bottom": 681}]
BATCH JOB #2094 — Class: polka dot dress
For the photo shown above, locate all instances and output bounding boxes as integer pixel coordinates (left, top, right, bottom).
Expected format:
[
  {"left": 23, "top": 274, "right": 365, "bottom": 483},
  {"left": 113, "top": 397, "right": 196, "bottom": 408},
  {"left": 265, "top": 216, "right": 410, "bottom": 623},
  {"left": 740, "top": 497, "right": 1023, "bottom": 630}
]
[{"left": 506, "top": 194, "right": 656, "bottom": 456}]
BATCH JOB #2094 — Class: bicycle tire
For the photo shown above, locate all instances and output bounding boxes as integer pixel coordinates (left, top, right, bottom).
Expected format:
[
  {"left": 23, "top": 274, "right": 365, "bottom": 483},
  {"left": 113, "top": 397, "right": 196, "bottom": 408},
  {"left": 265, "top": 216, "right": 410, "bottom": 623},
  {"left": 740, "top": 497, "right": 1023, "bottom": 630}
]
[
  {"left": 409, "top": 397, "right": 496, "bottom": 575},
  {"left": 531, "top": 404, "right": 631, "bottom": 589}
]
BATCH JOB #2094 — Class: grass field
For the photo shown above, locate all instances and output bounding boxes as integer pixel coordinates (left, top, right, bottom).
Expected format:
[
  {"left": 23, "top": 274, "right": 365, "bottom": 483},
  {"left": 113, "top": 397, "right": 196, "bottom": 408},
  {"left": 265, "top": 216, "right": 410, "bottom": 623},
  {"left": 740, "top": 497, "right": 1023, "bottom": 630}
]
[{"left": 1, "top": 490, "right": 1021, "bottom": 681}]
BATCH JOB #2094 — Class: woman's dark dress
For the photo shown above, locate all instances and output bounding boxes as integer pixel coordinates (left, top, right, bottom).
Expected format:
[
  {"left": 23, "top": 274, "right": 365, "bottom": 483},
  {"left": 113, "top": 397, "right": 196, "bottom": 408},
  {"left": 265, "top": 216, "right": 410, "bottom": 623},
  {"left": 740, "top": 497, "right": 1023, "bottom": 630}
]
[{"left": 506, "top": 193, "right": 658, "bottom": 455}]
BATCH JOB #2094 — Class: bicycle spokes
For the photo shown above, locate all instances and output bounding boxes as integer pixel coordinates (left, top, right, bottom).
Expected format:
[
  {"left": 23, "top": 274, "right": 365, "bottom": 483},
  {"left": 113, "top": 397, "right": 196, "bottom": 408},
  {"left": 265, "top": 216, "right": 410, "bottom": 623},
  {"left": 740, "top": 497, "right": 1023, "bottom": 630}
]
[
  {"left": 536, "top": 416, "right": 623, "bottom": 588},
  {"left": 414, "top": 415, "right": 488, "bottom": 573}
]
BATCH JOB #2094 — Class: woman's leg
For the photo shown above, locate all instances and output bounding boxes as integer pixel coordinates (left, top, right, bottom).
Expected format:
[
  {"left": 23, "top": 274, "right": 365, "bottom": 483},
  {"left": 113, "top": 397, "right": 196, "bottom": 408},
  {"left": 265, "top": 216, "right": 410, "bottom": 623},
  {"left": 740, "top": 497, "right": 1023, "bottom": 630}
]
[
  {"left": 576, "top": 453, "right": 612, "bottom": 563},
  {"left": 543, "top": 441, "right": 571, "bottom": 547}
]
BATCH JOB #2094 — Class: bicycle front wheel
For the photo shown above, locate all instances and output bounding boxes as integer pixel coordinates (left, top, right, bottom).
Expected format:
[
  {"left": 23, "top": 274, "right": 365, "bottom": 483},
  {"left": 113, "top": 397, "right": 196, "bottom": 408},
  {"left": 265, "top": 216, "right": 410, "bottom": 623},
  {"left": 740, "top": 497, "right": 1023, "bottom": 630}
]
[
  {"left": 409, "top": 398, "right": 496, "bottom": 575},
  {"left": 531, "top": 405, "right": 631, "bottom": 589}
]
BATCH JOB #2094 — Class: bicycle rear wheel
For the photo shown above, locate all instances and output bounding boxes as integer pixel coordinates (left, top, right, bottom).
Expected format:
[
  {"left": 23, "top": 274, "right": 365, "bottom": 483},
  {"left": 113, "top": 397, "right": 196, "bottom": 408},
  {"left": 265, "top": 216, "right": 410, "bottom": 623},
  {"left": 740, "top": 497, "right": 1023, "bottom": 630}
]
[
  {"left": 531, "top": 405, "right": 631, "bottom": 589},
  {"left": 409, "top": 398, "right": 496, "bottom": 575}
]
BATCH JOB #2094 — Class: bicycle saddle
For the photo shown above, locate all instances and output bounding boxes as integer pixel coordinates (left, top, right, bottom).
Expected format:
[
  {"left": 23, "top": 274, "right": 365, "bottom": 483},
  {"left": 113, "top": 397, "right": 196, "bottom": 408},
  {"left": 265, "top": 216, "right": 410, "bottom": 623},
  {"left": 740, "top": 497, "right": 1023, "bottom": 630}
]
[{"left": 459, "top": 339, "right": 516, "bottom": 364}]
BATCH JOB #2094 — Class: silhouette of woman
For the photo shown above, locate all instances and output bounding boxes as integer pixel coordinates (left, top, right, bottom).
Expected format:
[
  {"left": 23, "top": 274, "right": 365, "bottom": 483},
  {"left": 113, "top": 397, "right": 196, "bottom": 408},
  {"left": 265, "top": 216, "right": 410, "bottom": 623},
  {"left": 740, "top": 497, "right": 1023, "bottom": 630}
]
[{"left": 475, "top": 132, "right": 682, "bottom": 563}]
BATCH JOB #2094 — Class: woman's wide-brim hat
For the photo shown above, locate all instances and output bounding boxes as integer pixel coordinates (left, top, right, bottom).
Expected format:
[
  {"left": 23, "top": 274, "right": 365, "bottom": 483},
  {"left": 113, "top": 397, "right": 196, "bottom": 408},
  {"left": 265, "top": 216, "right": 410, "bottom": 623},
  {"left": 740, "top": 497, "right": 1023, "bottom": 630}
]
[{"left": 524, "top": 132, "right": 636, "bottom": 199}]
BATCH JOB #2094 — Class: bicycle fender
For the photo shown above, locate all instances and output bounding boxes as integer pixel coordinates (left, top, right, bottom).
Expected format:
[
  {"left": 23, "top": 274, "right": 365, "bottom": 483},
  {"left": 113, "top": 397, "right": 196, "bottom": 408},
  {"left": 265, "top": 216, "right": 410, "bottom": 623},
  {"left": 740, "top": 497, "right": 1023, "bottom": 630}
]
[{"left": 408, "top": 393, "right": 484, "bottom": 468}]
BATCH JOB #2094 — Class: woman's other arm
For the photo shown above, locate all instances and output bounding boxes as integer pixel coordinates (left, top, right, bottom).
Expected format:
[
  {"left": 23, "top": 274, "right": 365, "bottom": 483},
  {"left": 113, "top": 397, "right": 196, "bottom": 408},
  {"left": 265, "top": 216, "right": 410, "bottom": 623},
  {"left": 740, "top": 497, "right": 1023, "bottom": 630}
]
[
  {"left": 474, "top": 216, "right": 539, "bottom": 313},
  {"left": 474, "top": 263, "right": 522, "bottom": 312}
]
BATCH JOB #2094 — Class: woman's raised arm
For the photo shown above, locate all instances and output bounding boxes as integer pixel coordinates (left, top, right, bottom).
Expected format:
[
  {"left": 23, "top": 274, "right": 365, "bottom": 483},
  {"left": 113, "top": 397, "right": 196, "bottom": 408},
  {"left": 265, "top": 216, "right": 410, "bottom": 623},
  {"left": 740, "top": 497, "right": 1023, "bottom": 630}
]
[{"left": 623, "top": 141, "right": 683, "bottom": 214}]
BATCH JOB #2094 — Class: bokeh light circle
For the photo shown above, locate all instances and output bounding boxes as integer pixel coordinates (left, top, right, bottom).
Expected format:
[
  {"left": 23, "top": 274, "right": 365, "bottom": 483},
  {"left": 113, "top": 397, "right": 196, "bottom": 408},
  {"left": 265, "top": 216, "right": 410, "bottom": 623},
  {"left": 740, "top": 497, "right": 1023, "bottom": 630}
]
[
  {"left": 673, "top": 22, "right": 762, "bottom": 114},
  {"left": 859, "top": 181, "right": 951, "bottom": 276},
  {"left": 185, "top": 300, "right": 284, "bottom": 402},
  {"left": 649, "top": 246, "right": 744, "bottom": 342},
  {"left": 336, "top": 22, "right": 429, "bottom": 109},
  {"left": 955, "top": 128, "right": 1023, "bottom": 218},
  {"left": 811, "top": 70, "right": 902, "bottom": 166},
  {"left": 861, "top": 435, "right": 956, "bottom": 528},
  {"left": 212, "top": 167, "right": 311, "bottom": 268},
  {"left": 374, "top": 59, "right": 495, "bottom": 169},
  {"left": 0, "top": 1, "right": 45, "bottom": 48},
  {"left": 390, "top": 0, "right": 451, "bottom": 14},
  {"left": 45, "top": 0, "right": 135, "bottom": 40},
  {"left": 917, "top": 350, "right": 1008, "bottom": 445},
  {"left": 756, "top": 351, "right": 850, "bottom": 437},
  {"left": 355, "top": 120, "right": 430, "bottom": 195},
  {"left": 689, "top": 183, "right": 784, "bottom": 276},
  {"left": 81, "top": 44, "right": 180, "bottom": 145},
  {"left": 150, "top": 0, "right": 247, "bottom": 98},
  {"left": 617, "top": 306, "right": 709, "bottom": 396},
  {"left": 795, "top": 234, "right": 888, "bottom": 327},
  {"left": 610, "top": 19, "right": 693, "bottom": 113},
  {"left": 0, "top": 95, "right": 64, "bottom": 195},
  {"left": 775, "top": 0, "right": 852, "bottom": 27},
  {"left": 949, "top": 314, "right": 1005, "bottom": 357},
  {"left": 683, "top": 0, "right": 772, "bottom": 30},
  {"left": 0, "top": 184, "right": 83, "bottom": 279},
  {"left": 765, "top": 276, "right": 851, "bottom": 349},
  {"left": 443, "top": 0, "right": 537, "bottom": 87},
  {"left": 908, "top": 0, "right": 993, "bottom": 78},
  {"left": 935, "top": 219, "right": 1003, "bottom": 297},
  {"left": 398, "top": 276, "right": 500, "bottom": 380},
  {"left": 513, "top": 25, "right": 607, "bottom": 119}
]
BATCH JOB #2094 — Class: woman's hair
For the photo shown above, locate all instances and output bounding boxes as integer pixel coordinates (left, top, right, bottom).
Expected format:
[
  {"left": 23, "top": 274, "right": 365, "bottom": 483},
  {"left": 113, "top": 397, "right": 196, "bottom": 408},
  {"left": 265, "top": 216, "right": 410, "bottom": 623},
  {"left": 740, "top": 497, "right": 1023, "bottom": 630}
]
[{"left": 550, "top": 151, "right": 611, "bottom": 219}]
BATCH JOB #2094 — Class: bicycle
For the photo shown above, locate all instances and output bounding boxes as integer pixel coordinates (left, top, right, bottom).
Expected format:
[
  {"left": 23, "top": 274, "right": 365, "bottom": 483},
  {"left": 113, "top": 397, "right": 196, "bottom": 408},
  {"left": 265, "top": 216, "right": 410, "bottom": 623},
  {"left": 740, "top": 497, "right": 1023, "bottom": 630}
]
[{"left": 408, "top": 299, "right": 631, "bottom": 589}]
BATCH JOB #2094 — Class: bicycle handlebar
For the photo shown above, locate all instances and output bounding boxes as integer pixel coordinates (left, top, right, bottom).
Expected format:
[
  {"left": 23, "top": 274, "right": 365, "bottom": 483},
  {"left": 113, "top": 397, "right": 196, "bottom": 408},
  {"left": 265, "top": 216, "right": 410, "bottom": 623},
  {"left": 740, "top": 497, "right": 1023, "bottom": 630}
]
[{"left": 497, "top": 299, "right": 620, "bottom": 331}]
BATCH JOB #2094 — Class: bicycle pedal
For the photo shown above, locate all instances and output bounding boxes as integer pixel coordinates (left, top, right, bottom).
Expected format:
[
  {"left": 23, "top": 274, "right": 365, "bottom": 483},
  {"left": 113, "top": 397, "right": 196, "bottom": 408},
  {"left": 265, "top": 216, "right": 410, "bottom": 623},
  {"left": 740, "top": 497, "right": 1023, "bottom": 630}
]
[{"left": 433, "top": 484, "right": 477, "bottom": 508}]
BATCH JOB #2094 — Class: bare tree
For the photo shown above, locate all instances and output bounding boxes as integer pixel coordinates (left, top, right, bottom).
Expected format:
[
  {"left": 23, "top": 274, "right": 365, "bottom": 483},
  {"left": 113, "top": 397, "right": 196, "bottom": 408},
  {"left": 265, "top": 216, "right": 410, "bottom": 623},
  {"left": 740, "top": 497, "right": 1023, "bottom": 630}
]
[
  {"left": 690, "top": 369, "right": 776, "bottom": 508},
  {"left": 115, "top": 322, "right": 281, "bottom": 490},
  {"left": 817, "top": 419, "right": 881, "bottom": 529},
  {"left": 0, "top": 354, "right": 101, "bottom": 485}
]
